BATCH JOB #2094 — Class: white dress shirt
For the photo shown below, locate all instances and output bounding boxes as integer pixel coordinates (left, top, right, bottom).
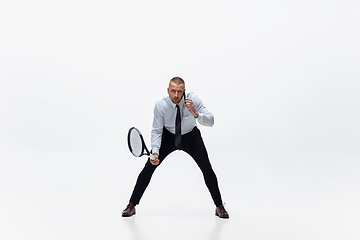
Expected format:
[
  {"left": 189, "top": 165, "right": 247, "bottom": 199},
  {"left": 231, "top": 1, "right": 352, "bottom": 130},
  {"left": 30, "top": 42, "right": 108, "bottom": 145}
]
[{"left": 151, "top": 92, "right": 214, "bottom": 155}]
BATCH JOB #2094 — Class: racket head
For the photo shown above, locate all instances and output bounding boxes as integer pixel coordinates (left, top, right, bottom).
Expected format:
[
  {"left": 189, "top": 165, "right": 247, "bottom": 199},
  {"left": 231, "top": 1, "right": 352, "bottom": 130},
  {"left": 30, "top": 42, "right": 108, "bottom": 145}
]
[{"left": 127, "top": 127, "right": 145, "bottom": 157}]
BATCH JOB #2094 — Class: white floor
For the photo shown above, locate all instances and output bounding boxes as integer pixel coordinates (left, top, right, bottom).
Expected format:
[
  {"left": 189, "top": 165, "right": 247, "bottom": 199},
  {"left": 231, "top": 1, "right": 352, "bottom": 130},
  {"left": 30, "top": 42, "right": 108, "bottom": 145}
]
[
  {"left": 1, "top": 150, "right": 359, "bottom": 240},
  {"left": 2, "top": 189, "right": 359, "bottom": 240}
]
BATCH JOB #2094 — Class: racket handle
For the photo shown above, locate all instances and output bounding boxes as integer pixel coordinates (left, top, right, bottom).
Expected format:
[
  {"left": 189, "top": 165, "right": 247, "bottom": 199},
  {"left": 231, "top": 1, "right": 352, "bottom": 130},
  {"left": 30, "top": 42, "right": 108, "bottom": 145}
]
[{"left": 150, "top": 154, "right": 155, "bottom": 160}]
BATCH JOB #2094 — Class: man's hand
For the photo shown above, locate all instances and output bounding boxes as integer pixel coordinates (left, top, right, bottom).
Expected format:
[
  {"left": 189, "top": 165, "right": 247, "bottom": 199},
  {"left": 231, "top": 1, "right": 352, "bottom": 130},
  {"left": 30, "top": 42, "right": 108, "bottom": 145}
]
[
  {"left": 150, "top": 153, "right": 160, "bottom": 165},
  {"left": 184, "top": 98, "right": 199, "bottom": 118}
]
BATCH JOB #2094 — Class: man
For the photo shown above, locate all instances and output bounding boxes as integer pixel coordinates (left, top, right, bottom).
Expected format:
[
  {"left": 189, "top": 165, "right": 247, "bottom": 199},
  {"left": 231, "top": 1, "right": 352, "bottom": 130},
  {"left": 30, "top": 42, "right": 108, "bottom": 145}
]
[{"left": 122, "top": 77, "right": 229, "bottom": 219}]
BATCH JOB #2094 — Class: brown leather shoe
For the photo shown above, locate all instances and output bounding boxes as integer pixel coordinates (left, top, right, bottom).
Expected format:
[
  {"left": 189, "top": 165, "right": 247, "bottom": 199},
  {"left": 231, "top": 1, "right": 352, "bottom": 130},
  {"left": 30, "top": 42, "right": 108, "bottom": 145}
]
[
  {"left": 122, "top": 202, "right": 136, "bottom": 217},
  {"left": 215, "top": 204, "right": 229, "bottom": 219}
]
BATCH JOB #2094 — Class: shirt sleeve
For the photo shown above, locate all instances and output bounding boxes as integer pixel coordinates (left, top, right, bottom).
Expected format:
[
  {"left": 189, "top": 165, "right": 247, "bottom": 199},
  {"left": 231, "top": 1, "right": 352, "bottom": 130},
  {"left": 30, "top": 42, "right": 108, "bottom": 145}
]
[
  {"left": 151, "top": 101, "right": 164, "bottom": 155},
  {"left": 192, "top": 94, "right": 214, "bottom": 127}
]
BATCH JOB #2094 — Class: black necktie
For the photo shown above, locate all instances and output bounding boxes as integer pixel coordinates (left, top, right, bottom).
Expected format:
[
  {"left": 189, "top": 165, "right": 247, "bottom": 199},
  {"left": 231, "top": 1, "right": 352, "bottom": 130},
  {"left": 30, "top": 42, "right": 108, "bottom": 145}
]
[{"left": 175, "top": 104, "right": 181, "bottom": 149}]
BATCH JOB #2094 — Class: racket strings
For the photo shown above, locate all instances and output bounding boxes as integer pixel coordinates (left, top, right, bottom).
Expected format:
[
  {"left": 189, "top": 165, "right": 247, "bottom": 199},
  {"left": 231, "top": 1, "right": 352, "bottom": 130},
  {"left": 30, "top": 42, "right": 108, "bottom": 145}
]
[{"left": 129, "top": 130, "right": 143, "bottom": 157}]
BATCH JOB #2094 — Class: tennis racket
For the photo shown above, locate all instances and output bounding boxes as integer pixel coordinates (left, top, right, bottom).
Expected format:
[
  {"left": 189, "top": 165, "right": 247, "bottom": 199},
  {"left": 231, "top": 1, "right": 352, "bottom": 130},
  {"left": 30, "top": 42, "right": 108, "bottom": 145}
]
[{"left": 127, "top": 127, "right": 155, "bottom": 160}]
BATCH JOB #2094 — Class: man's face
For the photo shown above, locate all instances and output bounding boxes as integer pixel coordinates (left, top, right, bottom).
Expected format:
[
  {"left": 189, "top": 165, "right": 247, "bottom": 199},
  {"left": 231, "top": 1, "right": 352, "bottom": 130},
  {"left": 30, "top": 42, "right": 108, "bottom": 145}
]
[{"left": 168, "top": 82, "right": 185, "bottom": 104}]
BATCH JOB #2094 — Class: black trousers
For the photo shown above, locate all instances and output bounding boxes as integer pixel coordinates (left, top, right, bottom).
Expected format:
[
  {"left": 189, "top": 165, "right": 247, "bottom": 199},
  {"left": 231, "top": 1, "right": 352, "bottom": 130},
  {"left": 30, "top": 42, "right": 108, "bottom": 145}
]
[{"left": 129, "top": 127, "right": 223, "bottom": 206}]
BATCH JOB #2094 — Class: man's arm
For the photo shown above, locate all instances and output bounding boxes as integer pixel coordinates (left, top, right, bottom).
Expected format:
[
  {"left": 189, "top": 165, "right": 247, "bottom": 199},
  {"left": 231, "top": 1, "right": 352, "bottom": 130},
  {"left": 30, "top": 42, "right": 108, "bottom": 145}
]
[
  {"left": 151, "top": 102, "right": 164, "bottom": 154},
  {"left": 150, "top": 101, "right": 164, "bottom": 165},
  {"left": 185, "top": 93, "right": 214, "bottom": 127}
]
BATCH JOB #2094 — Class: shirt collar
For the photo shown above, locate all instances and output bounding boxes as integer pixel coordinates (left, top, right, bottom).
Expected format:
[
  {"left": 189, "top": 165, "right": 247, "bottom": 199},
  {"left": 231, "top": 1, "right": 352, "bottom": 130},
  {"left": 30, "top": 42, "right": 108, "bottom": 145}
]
[{"left": 169, "top": 97, "right": 184, "bottom": 109}]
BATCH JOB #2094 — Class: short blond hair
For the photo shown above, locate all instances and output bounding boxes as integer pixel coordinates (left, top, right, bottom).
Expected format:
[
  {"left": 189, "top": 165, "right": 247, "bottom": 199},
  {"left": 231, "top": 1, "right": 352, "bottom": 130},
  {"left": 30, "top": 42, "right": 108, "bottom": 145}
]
[{"left": 169, "top": 77, "right": 185, "bottom": 87}]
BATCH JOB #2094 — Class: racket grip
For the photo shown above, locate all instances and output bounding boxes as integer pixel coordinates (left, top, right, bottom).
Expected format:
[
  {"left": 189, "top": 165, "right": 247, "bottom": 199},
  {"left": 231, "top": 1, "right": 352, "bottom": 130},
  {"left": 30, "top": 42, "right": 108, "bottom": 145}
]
[{"left": 150, "top": 154, "right": 155, "bottom": 160}]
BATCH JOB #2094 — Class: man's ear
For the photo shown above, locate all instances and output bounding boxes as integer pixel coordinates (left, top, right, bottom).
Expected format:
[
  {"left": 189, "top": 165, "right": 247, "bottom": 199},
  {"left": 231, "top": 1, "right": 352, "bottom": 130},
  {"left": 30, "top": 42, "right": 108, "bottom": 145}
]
[{"left": 167, "top": 87, "right": 169, "bottom": 94}]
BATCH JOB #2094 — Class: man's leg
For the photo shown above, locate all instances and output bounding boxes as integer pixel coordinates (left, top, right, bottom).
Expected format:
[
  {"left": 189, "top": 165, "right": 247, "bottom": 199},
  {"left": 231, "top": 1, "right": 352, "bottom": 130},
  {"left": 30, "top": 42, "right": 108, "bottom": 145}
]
[
  {"left": 182, "top": 127, "right": 229, "bottom": 218},
  {"left": 122, "top": 160, "right": 159, "bottom": 217},
  {"left": 182, "top": 127, "right": 223, "bottom": 206},
  {"left": 122, "top": 128, "right": 176, "bottom": 216},
  {"left": 129, "top": 128, "right": 176, "bottom": 205},
  {"left": 129, "top": 160, "right": 159, "bottom": 205}
]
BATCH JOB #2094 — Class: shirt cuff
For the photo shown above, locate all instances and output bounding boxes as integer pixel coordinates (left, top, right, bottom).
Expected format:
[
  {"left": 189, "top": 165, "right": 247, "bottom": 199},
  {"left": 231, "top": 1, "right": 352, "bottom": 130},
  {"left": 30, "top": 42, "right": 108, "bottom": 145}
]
[{"left": 152, "top": 147, "right": 160, "bottom": 155}]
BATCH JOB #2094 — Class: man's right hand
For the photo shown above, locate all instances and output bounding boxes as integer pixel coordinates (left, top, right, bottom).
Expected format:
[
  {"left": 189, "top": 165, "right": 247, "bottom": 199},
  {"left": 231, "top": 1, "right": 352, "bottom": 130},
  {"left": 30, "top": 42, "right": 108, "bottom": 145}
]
[{"left": 150, "top": 153, "right": 159, "bottom": 165}]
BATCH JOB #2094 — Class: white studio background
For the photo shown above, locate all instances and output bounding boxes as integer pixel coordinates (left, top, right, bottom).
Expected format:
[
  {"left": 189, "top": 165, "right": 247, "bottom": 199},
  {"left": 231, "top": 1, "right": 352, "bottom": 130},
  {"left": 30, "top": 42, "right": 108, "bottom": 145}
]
[{"left": 1, "top": 0, "right": 359, "bottom": 240}]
